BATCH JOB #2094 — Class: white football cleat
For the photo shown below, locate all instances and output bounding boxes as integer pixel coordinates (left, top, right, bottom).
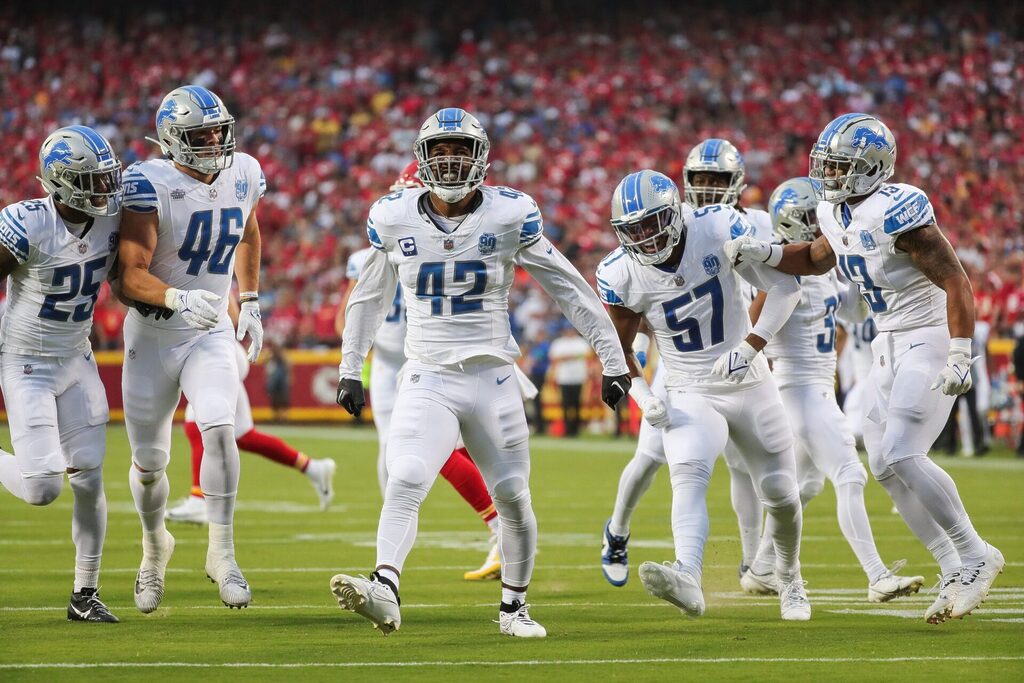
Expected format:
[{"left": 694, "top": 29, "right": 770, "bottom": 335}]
[
  {"left": 464, "top": 534, "right": 501, "bottom": 581},
  {"left": 779, "top": 578, "right": 811, "bottom": 621},
  {"left": 868, "top": 559, "right": 925, "bottom": 603},
  {"left": 330, "top": 573, "right": 401, "bottom": 635},
  {"left": 206, "top": 553, "right": 252, "bottom": 609},
  {"left": 497, "top": 601, "right": 547, "bottom": 638},
  {"left": 740, "top": 568, "right": 779, "bottom": 596},
  {"left": 924, "top": 570, "right": 960, "bottom": 624},
  {"left": 166, "top": 496, "right": 208, "bottom": 525},
  {"left": 134, "top": 530, "right": 175, "bottom": 614},
  {"left": 950, "top": 544, "right": 1005, "bottom": 619},
  {"left": 638, "top": 561, "right": 705, "bottom": 617},
  {"left": 306, "top": 458, "right": 337, "bottom": 511}
]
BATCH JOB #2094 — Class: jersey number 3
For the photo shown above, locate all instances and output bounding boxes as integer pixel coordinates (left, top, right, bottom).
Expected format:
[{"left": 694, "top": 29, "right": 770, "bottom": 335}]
[{"left": 178, "top": 208, "right": 244, "bottom": 276}]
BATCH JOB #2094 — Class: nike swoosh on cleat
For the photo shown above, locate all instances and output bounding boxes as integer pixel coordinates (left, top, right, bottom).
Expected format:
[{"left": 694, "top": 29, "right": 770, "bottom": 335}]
[
  {"left": 496, "top": 375, "right": 512, "bottom": 385},
  {"left": 69, "top": 604, "right": 93, "bottom": 619}
]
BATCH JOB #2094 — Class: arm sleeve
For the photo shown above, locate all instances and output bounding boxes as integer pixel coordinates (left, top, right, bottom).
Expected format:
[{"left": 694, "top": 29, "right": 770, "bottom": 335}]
[
  {"left": 0, "top": 207, "right": 30, "bottom": 264},
  {"left": 516, "top": 236, "right": 628, "bottom": 376},
  {"left": 735, "top": 260, "right": 801, "bottom": 343},
  {"left": 338, "top": 247, "right": 398, "bottom": 380}
]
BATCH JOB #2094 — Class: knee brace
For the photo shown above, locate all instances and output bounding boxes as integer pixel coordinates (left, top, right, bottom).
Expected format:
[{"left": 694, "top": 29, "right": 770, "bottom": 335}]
[
  {"left": 757, "top": 471, "right": 799, "bottom": 510},
  {"left": 23, "top": 473, "right": 63, "bottom": 506},
  {"left": 669, "top": 460, "right": 714, "bottom": 491},
  {"left": 131, "top": 461, "right": 166, "bottom": 484},
  {"left": 833, "top": 460, "right": 869, "bottom": 488}
]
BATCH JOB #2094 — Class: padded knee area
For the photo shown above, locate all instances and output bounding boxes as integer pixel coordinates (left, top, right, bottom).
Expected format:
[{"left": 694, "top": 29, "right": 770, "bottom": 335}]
[
  {"left": 23, "top": 474, "right": 63, "bottom": 506},
  {"left": 132, "top": 464, "right": 166, "bottom": 484},
  {"left": 834, "top": 460, "right": 869, "bottom": 487},
  {"left": 669, "top": 460, "right": 714, "bottom": 488},
  {"left": 192, "top": 395, "right": 234, "bottom": 430},
  {"left": 758, "top": 471, "right": 799, "bottom": 509},
  {"left": 491, "top": 475, "right": 528, "bottom": 504},
  {"left": 388, "top": 455, "right": 431, "bottom": 489},
  {"left": 867, "top": 449, "right": 892, "bottom": 479},
  {"left": 200, "top": 424, "right": 235, "bottom": 454},
  {"left": 799, "top": 476, "right": 825, "bottom": 503}
]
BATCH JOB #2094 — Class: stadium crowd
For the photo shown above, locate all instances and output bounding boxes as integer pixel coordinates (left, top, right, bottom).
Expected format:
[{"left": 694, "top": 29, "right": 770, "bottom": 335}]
[{"left": 0, "top": 1, "right": 1021, "bottom": 355}]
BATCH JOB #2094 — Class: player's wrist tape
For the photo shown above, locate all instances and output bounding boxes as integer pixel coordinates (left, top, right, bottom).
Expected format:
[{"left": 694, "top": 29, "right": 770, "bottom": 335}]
[
  {"left": 765, "top": 243, "right": 784, "bottom": 267},
  {"left": 949, "top": 337, "right": 971, "bottom": 357},
  {"left": 164, "top": 287, "right": 181, "bottom": 309},
  {"left": 240, "top": 291, "right": 259, "bottom": 304},
  {"left": 628, "top": 376, "right": 654, "bottom": 403},
  {"left": 631, "top": 332, "right": 651, "bottom": 358}
]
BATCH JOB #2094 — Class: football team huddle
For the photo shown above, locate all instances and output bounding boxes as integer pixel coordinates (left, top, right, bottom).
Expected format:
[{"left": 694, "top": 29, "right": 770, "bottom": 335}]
[{"left": 0, "top": 86, "right": 1004, "bottom": 638}]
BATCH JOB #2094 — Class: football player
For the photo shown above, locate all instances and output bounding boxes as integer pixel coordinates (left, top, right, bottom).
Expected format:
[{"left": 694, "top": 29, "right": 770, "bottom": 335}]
[
  {"left": 725, "top": 113, "right": 1004, "bottom": 623},
  {"left": 598, "top": 170, "right": 810, "bottom": 621},
  {"left": 736, "top": 177, "right": 923, "bottom": 602},
  {"left": 331, "top": 108, "right": 630, "bottom": 637},
  {"left": 119, "top": 85, "right": 265, "bottom": 612},
  {"left": 0, "top": 126, "right": 123, "bottom": 622}
]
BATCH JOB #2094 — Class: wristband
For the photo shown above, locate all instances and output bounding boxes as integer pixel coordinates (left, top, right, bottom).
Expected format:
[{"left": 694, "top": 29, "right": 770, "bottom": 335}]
[
  {"left": 949, "top": 337, "right": 971, "bottom": 356},
  {"left": 240, "top": 291, "right": 260, "bottom": 304},
  {"left": 164, "top": 287, "right": 181, "bottom": 309},
  {"left": 628, "top": 375, "right": 654, "bottom": 403},
  {"left": 765, "top": 244, "right": 784, "bottom": 268}
]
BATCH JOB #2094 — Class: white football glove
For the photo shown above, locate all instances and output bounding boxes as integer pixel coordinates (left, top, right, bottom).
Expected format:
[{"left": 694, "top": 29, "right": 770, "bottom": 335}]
[
  {"left": 930, "top": 338, "right": 978, "bottom": 396},
  {"left": 723, "top": 235, "right": 772, "bottom": 265},
  {"left": 236, "top": 298, "right": 264, "bottom": 362},
  {"left": 639, "top": 395, "right": 671, "bottom": 430},
  {"left": 711, "top": 340, "right": 758, "bottom": 383},
  {"left": 164, "top": 288, "right": 221, "bottom": 330}
]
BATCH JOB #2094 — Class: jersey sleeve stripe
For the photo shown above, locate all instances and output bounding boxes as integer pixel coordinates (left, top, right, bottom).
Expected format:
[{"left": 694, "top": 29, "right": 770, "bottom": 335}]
[
  {"left": 883, "top": 193, "right": 934, "bottom": 234},
  {"left": 519, "top": 218, "right": 543, "bottom": 246},
  {"left": 0, "top": 209, "right": 29, "bottom": 262},
  {"left": 367, "top": 225, "right": 384, "bottom": 250},
  {"left": 258, "top": 170, "right": 267, "bottom": 198},
  {"left": 598, "top": 283, "right": 624, "bottom": 305},
  {"left": 122, "top": 172, "right": 159, "bottom": 213}
]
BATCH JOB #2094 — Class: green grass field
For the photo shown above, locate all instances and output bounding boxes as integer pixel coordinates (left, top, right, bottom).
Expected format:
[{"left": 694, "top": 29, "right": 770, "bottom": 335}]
[{"left": 1, "top": 424, "right": 1022, "bottom": 681}]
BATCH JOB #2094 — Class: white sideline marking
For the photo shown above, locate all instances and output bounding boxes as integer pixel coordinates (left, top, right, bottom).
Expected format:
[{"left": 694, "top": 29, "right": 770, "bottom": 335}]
[
  {"left": 2, "top": 656, "right": 1023, "bottom": 670},
  {"left": 827, "top": 608, "right": 1024, "bottom": 618}
]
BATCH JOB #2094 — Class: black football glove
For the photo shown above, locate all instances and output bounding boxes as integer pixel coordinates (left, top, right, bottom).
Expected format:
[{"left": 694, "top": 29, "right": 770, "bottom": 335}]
[
  {"left": 601, "top": 373, "right": 632, "bottom": 409},
  {"left": 134, "top": 301, "right": 174, "bottom": 320},
  {"left": 336, "top": 377, "right": 366, "bottom": 417}
]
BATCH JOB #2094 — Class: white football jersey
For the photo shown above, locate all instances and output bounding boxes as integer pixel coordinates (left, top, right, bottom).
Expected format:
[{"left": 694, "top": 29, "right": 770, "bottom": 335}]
[
  {"left": 844, "top": 316, "right": 877, "bottom": 381},
  {"left": 0, "top": 196, "right": 119, "bottom": 356},
  {"left": 347, "top": 246, "right": 406, "bottom": 356},
  {"left": 817, "top": 182, "right": 946, "bottom": 333},
  {"left": 736, "top": 207, "right": 773, "bottom": 303},
  {"left": 121, "top": 153, "right": 265, "bottom": 331},
  {"left": 766, "top": 270, "right": 841, "bottom": 386},
  {"left": 597, "top": 203, "right": 771, "bottom": 391}
]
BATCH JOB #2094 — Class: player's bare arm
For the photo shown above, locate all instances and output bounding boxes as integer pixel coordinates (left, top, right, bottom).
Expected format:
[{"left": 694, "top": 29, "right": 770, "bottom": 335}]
[
  {"left": 0, "top": 244, "right": 20, "bottom": 279},
  {"left": 607, "top": 303, "right": 643, "bottom": 378},
  {"left": 117, "top": 208, "right": 170, "bottom": 307},
  {"left": 234, "top": 202, "right": 261, "bottom": 294},
  {"left": 777, "top": 235, "right": 835, "bottom": 276},
  {"left": 895, "top": 224, "right": 974, "bottom": 339}
]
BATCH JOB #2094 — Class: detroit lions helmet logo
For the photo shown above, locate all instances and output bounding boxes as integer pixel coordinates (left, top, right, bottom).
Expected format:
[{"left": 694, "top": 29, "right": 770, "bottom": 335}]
[
  {"left": 851, "top": 126, "right": 890, "bottom": 150},
  {"left": 156, "top": 100, "right": 179, "bottom": 128},
  {"left": 648, "top": 173, "right": 675, "bottom": 195},
  {"left": 42, "top": 140, "right": 74, "bottom": 171},
  {"left": 772, "top": 187, "right": 800, "bottom": 216}
]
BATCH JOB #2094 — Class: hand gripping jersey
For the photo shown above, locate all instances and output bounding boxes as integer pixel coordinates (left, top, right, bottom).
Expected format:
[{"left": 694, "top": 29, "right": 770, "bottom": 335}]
[
  {"left": 121, "top": 153, "right": 266, "bottom": 331},
  {"left": 816, "top": 183, "right": 945, "bottom": 333},
  {"left": 347, "top": 247, "right": 406, "bottom": 357},
  {"left": 597, "top": 203, "right": 771, "bottom": 392},
  {"left": 0, "top": 196, "right": 119, "bottom": 356},
  {"left": 765, "top": 270, "right": 842, "bottom": 387},
  {"left": 340, "top": 185, "right": 626, "bottom": 376}
]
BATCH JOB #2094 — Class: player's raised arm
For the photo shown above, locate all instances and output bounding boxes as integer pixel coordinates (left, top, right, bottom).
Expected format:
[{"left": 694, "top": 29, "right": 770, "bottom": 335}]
[
  {"left": 733, "top": 259, "right": 801, "bottom": 350},
  {"left": 725, "top": 233, "right": 836, "bottom": 276}
]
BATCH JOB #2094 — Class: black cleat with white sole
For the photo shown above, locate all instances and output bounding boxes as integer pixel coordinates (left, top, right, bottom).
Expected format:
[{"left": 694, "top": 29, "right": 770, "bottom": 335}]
[{"left": 67, "top": 588, "right": 119, "bottom": 623}]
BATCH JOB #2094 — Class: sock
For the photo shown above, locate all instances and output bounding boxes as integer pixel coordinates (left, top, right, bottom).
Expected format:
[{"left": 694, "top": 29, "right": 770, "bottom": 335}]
[
  {"left": 835, "top": 482, "right": 887, "bottom": 583},
  {"left": 728, "top": 467, "right": 763, "bottom": 568},
  {"left": 184, "top": 420, "right": 205, "bottom": 497},
  {"left": 928, "top": 535, "right": 962, "bottom": 575},
  {"left": 68, "top": 467, "right": 106, "bottom": 592},
  {"left": 0, "top": 450, "right": 27, "bottom": 500},
  {"left": 609, "top": 452, "right": 661, "bottom": 537},
  {"left": 759, "top": 491, "right": 803, "bottom": 582},
  {"left": 129, "top": 465, "right": 169, "bottom": 551},
  {"left": 199, "top": 425, "right": 240, "bottom": 526},
  {"left": 501, "top": 587, "right": 526, "bottom": 608},
  {"left": 890, "top": 456, "right": 986, "bottom": 565},
  {"left": 236, "top": 429, "right": 307, "bottom": 471},
  {"left": 491, "top": 487, "right": 537, "bottom": 588},
  {"left": 668, "top": 461, "right": 713, "bottom": 577},
  {"left": 486, "top": 516, "right": 500, "bottom": 535},
  {"left": 208, "top": 521, "right": 236, "bottom": 560},
  {"left": 876, "top": 469, "right": 961, "bottom": 572},
  {"left": 440, "top": 448, "right": 495, "bottom": 525}
]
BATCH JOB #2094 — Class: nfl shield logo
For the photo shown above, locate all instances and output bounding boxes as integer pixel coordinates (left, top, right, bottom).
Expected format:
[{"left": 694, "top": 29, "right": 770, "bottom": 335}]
[
  {"left": 478, "top": 233, "right": 496, "bottom": 255},
  {"left": 23, "top": 364, "right": 32, "bottom": 375},
  {"left": 443, "top": 237, "right": 455, "bottom": 251},
  {"left": 409, "top": 374, "right": 420, "bottom": 384},
  {"left": 209, "top": 187, "right": 218, "bottom": 199},
  {"left": 77, "top": 242, "right": 88, "bottom": 254},
  {"left": 235, "top": 178, "right": 249, "bottom": 201},
  {"left": 860, "top": 231, "right": 878, "bottom": 251},
  {"left": 702, "top": 254, "right": 721, "bottom": 276},
  {"left": 673, "top": 275, "right": 685, "bottom": 286}
]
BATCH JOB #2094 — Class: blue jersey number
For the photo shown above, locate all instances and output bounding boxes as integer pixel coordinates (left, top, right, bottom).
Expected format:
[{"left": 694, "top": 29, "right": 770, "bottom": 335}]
[
  {"left": 178, "top": 208, "right": 244, "bottom": 276},
  {"left": 385, "top": 284, "right": 404, "bottom": 322},
  {"left": 415, "top": 260, "right": 487, "bottom": 316},
  {"left": 662, "top": 276, "right": 725, "bottom": 353},
  {"left": 816, "top": 296, "right": 838, "bottom": 353},
  {"left": 38, "top": 256, "right": 107, "bottom": 323},
  {"left": 837, "top": 254, "right": 887, "bottom": 313}
]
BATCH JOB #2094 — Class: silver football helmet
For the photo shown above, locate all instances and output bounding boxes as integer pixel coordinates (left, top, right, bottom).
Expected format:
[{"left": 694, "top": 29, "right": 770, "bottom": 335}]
[
  {"left": 413, "top": 108, "right": 489, "bottom": 203},
  {"left": 809, "top": 113, "right": 896, "bottom": 203},
  {"left": 769, "top": 177, "right": 821, "bottom": 243},
  {"left": 150, "top": 85, "right": 235, "bottom": 173},
  {"left": 683, "top": 138, "right": 746, "bottom": 207},
  {"left": 610, "top": 170, "right": 685, "bottom": 266},
  {"left": 37, "top": 126, "right": 122, "bottom": 217}
]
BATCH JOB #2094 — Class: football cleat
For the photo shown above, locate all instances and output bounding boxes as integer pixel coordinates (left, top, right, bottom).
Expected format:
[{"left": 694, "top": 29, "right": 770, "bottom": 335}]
[
  {"left": 330, "top": 572, "right": 401, "bottom": 635},
  {"left": 925, "top": 570, "right": 960, "bottom": 624},
  {"left": 867, "top": 559, "right": 925, "bottom": 603},
  {"left": 464, "top": 534, "right": 501, "bottom": 581},
  {"left": 497, "top": 600, "right": 547, "bottom": 638},
  {"left": 134, "top": 530, "right": 175, "bottom": 614},
  {"left": 166, "top": 495, "right": 208, "bottom": 525},
  {"left": 306, "top": 458, "right": 337, "bottom": 511},
  {"left": 68, "top": 588, "right": 119, "bottom": 623},
  {"left": 738, "top": 563, "right": 750, "bottom": 580},
  {"left": 740, "top": 568, "right": 779, "bottom": 595},
  {"left": 779, "top": 578, "right": 811, "bottom": 621},
  {"left": 601, "top": 519, "right": 629, "bottom": 587},
  {"left": 206, "top": 554, "right": 252, "bottom": 609},
  {"left": 950, "top": 544, "right": 1005, "bottom": 619},
  {"left": 638, "top": 561, "right": 705, "bottom": 617}
]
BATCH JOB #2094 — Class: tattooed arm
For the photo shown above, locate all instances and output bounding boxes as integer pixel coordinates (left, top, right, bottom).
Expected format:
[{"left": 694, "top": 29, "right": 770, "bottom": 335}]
[{"left": 895, "top": 224, "right": 974, "bottom": 339}]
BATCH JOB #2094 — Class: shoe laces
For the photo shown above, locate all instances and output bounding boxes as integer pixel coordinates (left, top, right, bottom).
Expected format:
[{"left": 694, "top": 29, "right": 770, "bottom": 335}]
[
  {"left": 222, "top": 567, "right": 248, "bottom": 588},
  {"left": 959, "top": 561, "right": 985, "bottom": 587},
  {"left": 781, "top": 579, "right": 808, "bottom": 604},
  {"left": 78, "top": 590, "right": 113, "bottom": 616},
  {"left": 137, "top": 569, "right": 162, "bottom": 589},
  {"left": 931, "top": 571, "right": 959, "bottom": 594},
  {"left": 604, "top": 531, "right": 628, "bottom": 563}
]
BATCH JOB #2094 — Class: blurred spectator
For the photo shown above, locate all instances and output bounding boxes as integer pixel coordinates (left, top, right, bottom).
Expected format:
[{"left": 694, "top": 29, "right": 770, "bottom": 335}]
[
  {"left": 264, "top": 341, "right": 291, "bottom": 421},
  {"left": 548, "top": 326, "right": 592, "bottom": 437},
  {"left": 523, "top": 333, "right": 551, "bottom": 434}
]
